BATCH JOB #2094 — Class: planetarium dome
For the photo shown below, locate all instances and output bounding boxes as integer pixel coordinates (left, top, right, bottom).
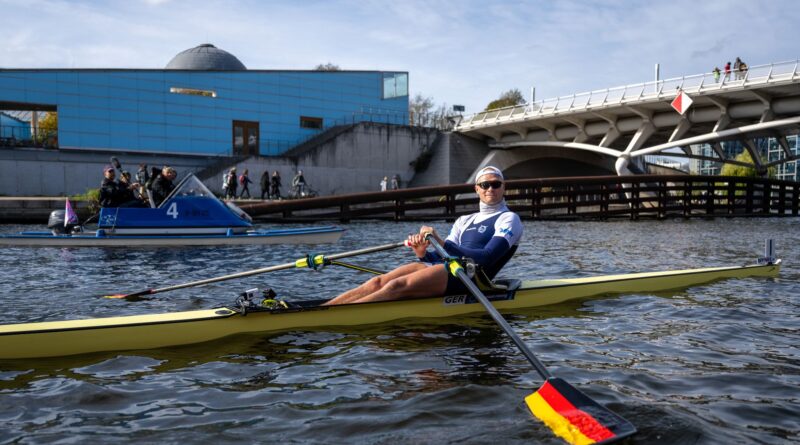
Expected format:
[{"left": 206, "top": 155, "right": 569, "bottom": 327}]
[{"left": 165, "top": 44, "right": 247, "bottom": 71}]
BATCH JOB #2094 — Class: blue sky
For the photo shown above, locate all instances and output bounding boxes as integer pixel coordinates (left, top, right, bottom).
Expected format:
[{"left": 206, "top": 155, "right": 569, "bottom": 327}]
[{"left": 1, "top": 0, "right": 797, "bottom": 114}]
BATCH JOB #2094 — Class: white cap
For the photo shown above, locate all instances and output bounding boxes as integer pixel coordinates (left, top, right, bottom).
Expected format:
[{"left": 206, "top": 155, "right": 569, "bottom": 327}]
[{"left": 475, "top": 166, "right": 504, "bottom": 182}]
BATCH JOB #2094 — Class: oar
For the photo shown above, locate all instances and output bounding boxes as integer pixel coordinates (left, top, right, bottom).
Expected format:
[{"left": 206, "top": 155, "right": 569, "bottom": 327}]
[
  {"left": 104, "top": 242, "right": 404, "bottom": 301},
  {"left": 425, "top": 236, "right": 636, "bottom": 445}
]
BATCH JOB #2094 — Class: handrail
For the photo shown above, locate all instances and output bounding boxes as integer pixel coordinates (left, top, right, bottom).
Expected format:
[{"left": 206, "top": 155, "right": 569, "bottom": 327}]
[
  {"left": 457, "top": 59, "right": 800, "bottom": 130},
  {"left": 238, "top": 174, "right": 800, "bottom": 222}
]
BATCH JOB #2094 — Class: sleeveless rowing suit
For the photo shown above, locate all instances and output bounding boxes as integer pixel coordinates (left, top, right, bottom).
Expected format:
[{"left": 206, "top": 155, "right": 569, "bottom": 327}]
[{"left": 419, "top": 201, "right": 523, "bottom": 294}]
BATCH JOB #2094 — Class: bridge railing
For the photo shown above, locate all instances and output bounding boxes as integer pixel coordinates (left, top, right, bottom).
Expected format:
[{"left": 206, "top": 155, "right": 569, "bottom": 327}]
[
  {"left": 457, "top": 59, "right": 800, "bottom": 131},
  {"left": 239, "top": 175, "right": 799, "bottom": 222}
]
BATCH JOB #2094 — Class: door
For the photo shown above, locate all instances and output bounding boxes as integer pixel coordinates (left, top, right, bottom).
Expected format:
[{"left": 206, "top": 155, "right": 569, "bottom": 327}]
[{"left": 232, "top": 120, "right": 259, "bottom": 156}]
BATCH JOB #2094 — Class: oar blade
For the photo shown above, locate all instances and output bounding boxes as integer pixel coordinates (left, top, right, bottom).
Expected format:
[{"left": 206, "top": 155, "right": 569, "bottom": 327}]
[{"left": 525, "top": 377, "right": 636, "bottom": 445}]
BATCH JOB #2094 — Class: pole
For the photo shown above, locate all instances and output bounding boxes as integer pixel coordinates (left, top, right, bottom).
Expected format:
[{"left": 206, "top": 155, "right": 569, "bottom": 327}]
[{"left": 655, "top": 63, "right": 660, "bottom": 94}]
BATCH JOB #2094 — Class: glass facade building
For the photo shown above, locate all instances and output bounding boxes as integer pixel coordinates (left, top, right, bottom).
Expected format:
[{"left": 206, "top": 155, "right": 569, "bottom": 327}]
[
  {"left": 690, "top": 135, "right": 799, "bottom": 180},
  {"left": 0, "top": 45, "right": 409, "bottom": 157}
]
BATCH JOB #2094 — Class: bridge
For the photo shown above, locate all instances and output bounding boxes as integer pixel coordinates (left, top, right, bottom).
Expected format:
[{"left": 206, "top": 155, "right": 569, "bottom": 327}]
[{"left": 454, "top": 60, "right": 800, "bottom": 179}]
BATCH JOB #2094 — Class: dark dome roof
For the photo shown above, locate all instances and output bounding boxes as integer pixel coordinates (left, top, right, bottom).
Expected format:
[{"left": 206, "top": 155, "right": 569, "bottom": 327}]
[{"left": 165, "top": 44, "right": 247, "bottom": 71}]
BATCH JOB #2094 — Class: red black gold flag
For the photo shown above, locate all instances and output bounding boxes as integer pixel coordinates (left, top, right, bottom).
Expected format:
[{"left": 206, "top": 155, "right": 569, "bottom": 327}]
[{"left": 525, "top": 377, "right": 636, "bottom": 445}]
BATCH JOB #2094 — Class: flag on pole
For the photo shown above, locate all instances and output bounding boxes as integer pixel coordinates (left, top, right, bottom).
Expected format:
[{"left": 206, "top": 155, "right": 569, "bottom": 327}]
[
  {"left": 65, "top": 198, "right": 79, "bottom": 227},
  {"left": 670, "top": 90, "right": 694, "bottom": 115}
]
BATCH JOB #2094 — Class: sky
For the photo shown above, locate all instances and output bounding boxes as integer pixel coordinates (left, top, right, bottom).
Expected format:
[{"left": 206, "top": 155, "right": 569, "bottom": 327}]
[{"left": 1, "top": 0, "right": 798, "bottom": 114}]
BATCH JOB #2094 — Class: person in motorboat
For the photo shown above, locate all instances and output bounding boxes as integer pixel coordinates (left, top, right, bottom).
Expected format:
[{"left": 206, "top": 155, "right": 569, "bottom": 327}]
[
  {"left": 324, "top": 166, "right": 523, "bottom": 305},
  {"left": 117, "top": 172, "right": 147, "bottom": 207},
  {"left": 150, "top": 166, "right": 177, "bottom": 207},
  {"left": 99, "top": 166, "right": 140, "bottom": 208}
]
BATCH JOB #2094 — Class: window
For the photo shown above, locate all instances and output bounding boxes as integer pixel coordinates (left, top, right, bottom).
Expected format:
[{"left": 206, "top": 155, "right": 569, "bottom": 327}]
[
  {"left": 170, "top": 87, "right": 217, "bottom": 98},
  {"left": 300, "top": 116, "right": 323, "bottom": 129},
  {"left": 382, "top": 72, "right": 408, "bottom": 99}
]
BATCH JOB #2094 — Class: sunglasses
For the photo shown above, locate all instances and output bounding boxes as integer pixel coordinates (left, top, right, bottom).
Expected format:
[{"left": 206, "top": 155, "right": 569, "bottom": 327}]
[{"left": 477, "top": 180, "right": 503, "bottom": 190}]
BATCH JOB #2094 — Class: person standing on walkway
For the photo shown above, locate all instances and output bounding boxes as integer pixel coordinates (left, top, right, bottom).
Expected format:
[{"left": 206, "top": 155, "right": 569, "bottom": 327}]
[
  {"left": 380, "top": 176, "right": 388, "bottom": 191},
  {"left": 270, "top": 171, "right": 282, "bottom": 199},
  {"left": 733, "top": 57, "right": 742, "bottom": 80},
  {"left": 224, "top": 167, "right": 238, "bottom": 200},
  {"left": 739, "top": 60, "right": 748, "bottom": 81},
  {"left": 724, "top": 61, "right": 731, "bottom": 82},
  {"left": 260, "top": 170, "right": 269, "bottom": 200},
  {"left": 391, "top": 174, "right": 400, "bottom": 190},
  {"left": 712, "top": 67, "right": 721, "bottom": 83},
  {"left": 292, "top": 170, "right": 307, "bottom": 196},
  {"left": 239, "top": 169, "right": 252, "bottom": 199}
]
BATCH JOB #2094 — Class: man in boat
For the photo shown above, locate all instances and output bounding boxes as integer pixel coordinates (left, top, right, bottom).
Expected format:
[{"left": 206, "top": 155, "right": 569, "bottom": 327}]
[
  {"left": 325, "top": 166, "right": 523, "bottom": 305},
  {"left": 150, "top": 166, "right": 177, "bottom": 207},
  {"left": 99, "top": 166, "right": 140, "bottom": 208},
  {"left": 117, "top": 172, "right": 147, "bottom": 207}
]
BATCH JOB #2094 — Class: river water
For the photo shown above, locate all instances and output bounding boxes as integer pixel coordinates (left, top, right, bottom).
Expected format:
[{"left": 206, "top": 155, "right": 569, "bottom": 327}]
[{"left": 0, "top": 218, "right": 798, "bottom": 444}]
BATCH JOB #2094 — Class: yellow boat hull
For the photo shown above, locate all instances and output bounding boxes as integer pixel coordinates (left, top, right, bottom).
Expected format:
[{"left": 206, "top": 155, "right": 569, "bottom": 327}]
[{"left": 0, "top": 261, "right": 780, "bottom": 359}]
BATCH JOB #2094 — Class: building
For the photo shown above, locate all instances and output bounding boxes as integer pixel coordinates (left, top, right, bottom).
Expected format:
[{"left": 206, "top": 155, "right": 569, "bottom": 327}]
[
  {"left": 0, "top": 111, "right": 30, "bottom": 140},
  {"left": 0, "top": 44, "right": 409, "bottom": 157},
  {"left": 690, "top": 136, "right": 799, "bottom": 181}
]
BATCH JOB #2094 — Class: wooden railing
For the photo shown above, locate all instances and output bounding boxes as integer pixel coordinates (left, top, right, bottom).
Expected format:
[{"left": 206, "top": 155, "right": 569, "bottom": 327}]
[{"left": 239, "top": 175, "right": 800, "bottom": 222}]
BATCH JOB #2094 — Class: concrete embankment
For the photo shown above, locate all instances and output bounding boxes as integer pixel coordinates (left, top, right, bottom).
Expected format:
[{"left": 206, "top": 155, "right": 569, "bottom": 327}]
[{"left": 0, "top": 197, "right": 92, "bottom": 224}]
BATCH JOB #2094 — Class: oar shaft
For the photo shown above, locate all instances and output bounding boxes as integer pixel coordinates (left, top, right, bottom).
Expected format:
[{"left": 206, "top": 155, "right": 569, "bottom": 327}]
[
  {"left": 149, "top": 242, "right": 405, "bottom": 295},
  {"left": 427, "top": 237, "right": 552, "bottom": 380}
]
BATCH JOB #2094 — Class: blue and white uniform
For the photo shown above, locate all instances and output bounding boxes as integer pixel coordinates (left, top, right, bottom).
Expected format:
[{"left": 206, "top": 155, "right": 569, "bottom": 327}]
[{"left": 419, "top": 200, "right": 523, "bottom": 294}]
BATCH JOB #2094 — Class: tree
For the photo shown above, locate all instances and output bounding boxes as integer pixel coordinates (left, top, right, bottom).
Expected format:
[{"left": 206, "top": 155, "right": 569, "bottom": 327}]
[
  {"left": 720, "top": 150, "right": 775, "bottom": 178},
  {"left": 37, "top": 112, "right": 58, "bottom": 147},
  {"left": 314, "top": 63, "right": 341, "bottom": 71},
  {"left": 485, "top": 88, "right": 525, "bottom": 111},
  {"left": 409, "top": 93, "right": 435, "bottom": 126}
]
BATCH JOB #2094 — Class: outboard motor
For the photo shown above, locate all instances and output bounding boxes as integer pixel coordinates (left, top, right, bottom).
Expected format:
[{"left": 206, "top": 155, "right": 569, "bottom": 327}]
[
  {"left": 48, "top": 210, "right": 81, "bottom": 235},
  {"left": 48, "top": 210, "right": 67, "bottom": 234}
]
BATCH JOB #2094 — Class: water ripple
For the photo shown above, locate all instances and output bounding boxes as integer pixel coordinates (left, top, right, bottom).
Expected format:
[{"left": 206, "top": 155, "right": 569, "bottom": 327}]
[{"left": 1, "top": 218, "right": 799, "bottom": 444}]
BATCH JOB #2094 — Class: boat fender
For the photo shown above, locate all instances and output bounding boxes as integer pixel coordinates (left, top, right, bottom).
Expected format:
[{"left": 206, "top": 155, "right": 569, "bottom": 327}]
[
  {"left": 226, "top": 228, "right": 234, "bottom": 237},
  {"left": 96, "top": 229, "right": 106, "bottom": 238}
]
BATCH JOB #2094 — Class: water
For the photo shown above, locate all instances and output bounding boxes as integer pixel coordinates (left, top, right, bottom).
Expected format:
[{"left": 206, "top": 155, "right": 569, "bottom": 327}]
[{"left": 0, "top": 219, "right": 798, "bottom": 444}]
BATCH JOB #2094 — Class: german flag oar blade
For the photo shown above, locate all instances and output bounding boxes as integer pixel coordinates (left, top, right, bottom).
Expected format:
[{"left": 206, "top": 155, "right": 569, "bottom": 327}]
[{"left": 525, "top": 378, "right": 636, "bottom": 445}]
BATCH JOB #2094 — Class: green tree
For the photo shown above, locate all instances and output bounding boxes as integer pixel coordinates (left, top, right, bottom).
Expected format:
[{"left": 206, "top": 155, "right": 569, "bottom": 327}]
[
  {"left": 37, "top": 112, "right": 58, "bottom": 147},
  {"left": 485, "top": 88, "right": 525, "bottom": 111},
  {"left": 720, "top": 150, "right": 775, "bottom": 178},
  {"left": 314, "top": 62, "right": 341, "bottom": 71}
]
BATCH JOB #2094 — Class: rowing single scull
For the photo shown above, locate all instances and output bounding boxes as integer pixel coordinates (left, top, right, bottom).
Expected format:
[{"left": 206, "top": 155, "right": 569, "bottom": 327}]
[{"left": 0, "top": 259, "right": 780, "bottom": 360}]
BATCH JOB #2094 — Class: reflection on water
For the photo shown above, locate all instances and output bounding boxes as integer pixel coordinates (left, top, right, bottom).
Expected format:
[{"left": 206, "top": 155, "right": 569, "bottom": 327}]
[{"left": 0, "top": 218, "right": 798, "bottom": 444}]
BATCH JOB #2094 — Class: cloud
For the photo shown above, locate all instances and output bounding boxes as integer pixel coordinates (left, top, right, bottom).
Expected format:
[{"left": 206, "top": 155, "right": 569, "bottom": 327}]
[{"left": 0, "top": 0, "right": 797, "bottom": 113}]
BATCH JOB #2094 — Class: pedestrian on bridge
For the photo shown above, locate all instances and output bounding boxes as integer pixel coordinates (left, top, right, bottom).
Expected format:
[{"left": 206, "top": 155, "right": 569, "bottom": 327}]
[{"left": 713, "top": 66, "right": 721, "bottom": 83}]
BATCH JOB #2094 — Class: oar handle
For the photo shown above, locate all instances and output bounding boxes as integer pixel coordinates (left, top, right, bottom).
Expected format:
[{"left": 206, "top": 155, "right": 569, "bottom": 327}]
[{"left": 425, "top": 235, "right": 552, "bottom": 380}]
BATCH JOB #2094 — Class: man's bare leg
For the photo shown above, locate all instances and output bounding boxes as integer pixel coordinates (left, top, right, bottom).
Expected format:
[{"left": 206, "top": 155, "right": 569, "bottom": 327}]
[
  {"left": 324, "top": 263, "right": 428, "bottom": 305},
  {"left": 350, "top": 264, "right": 448, "bottom": 304}
]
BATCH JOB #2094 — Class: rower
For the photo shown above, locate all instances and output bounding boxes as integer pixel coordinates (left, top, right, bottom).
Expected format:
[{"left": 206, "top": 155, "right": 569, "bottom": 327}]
[{"left": 324, "top": 166, "right": 523, "bottom": 305}]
